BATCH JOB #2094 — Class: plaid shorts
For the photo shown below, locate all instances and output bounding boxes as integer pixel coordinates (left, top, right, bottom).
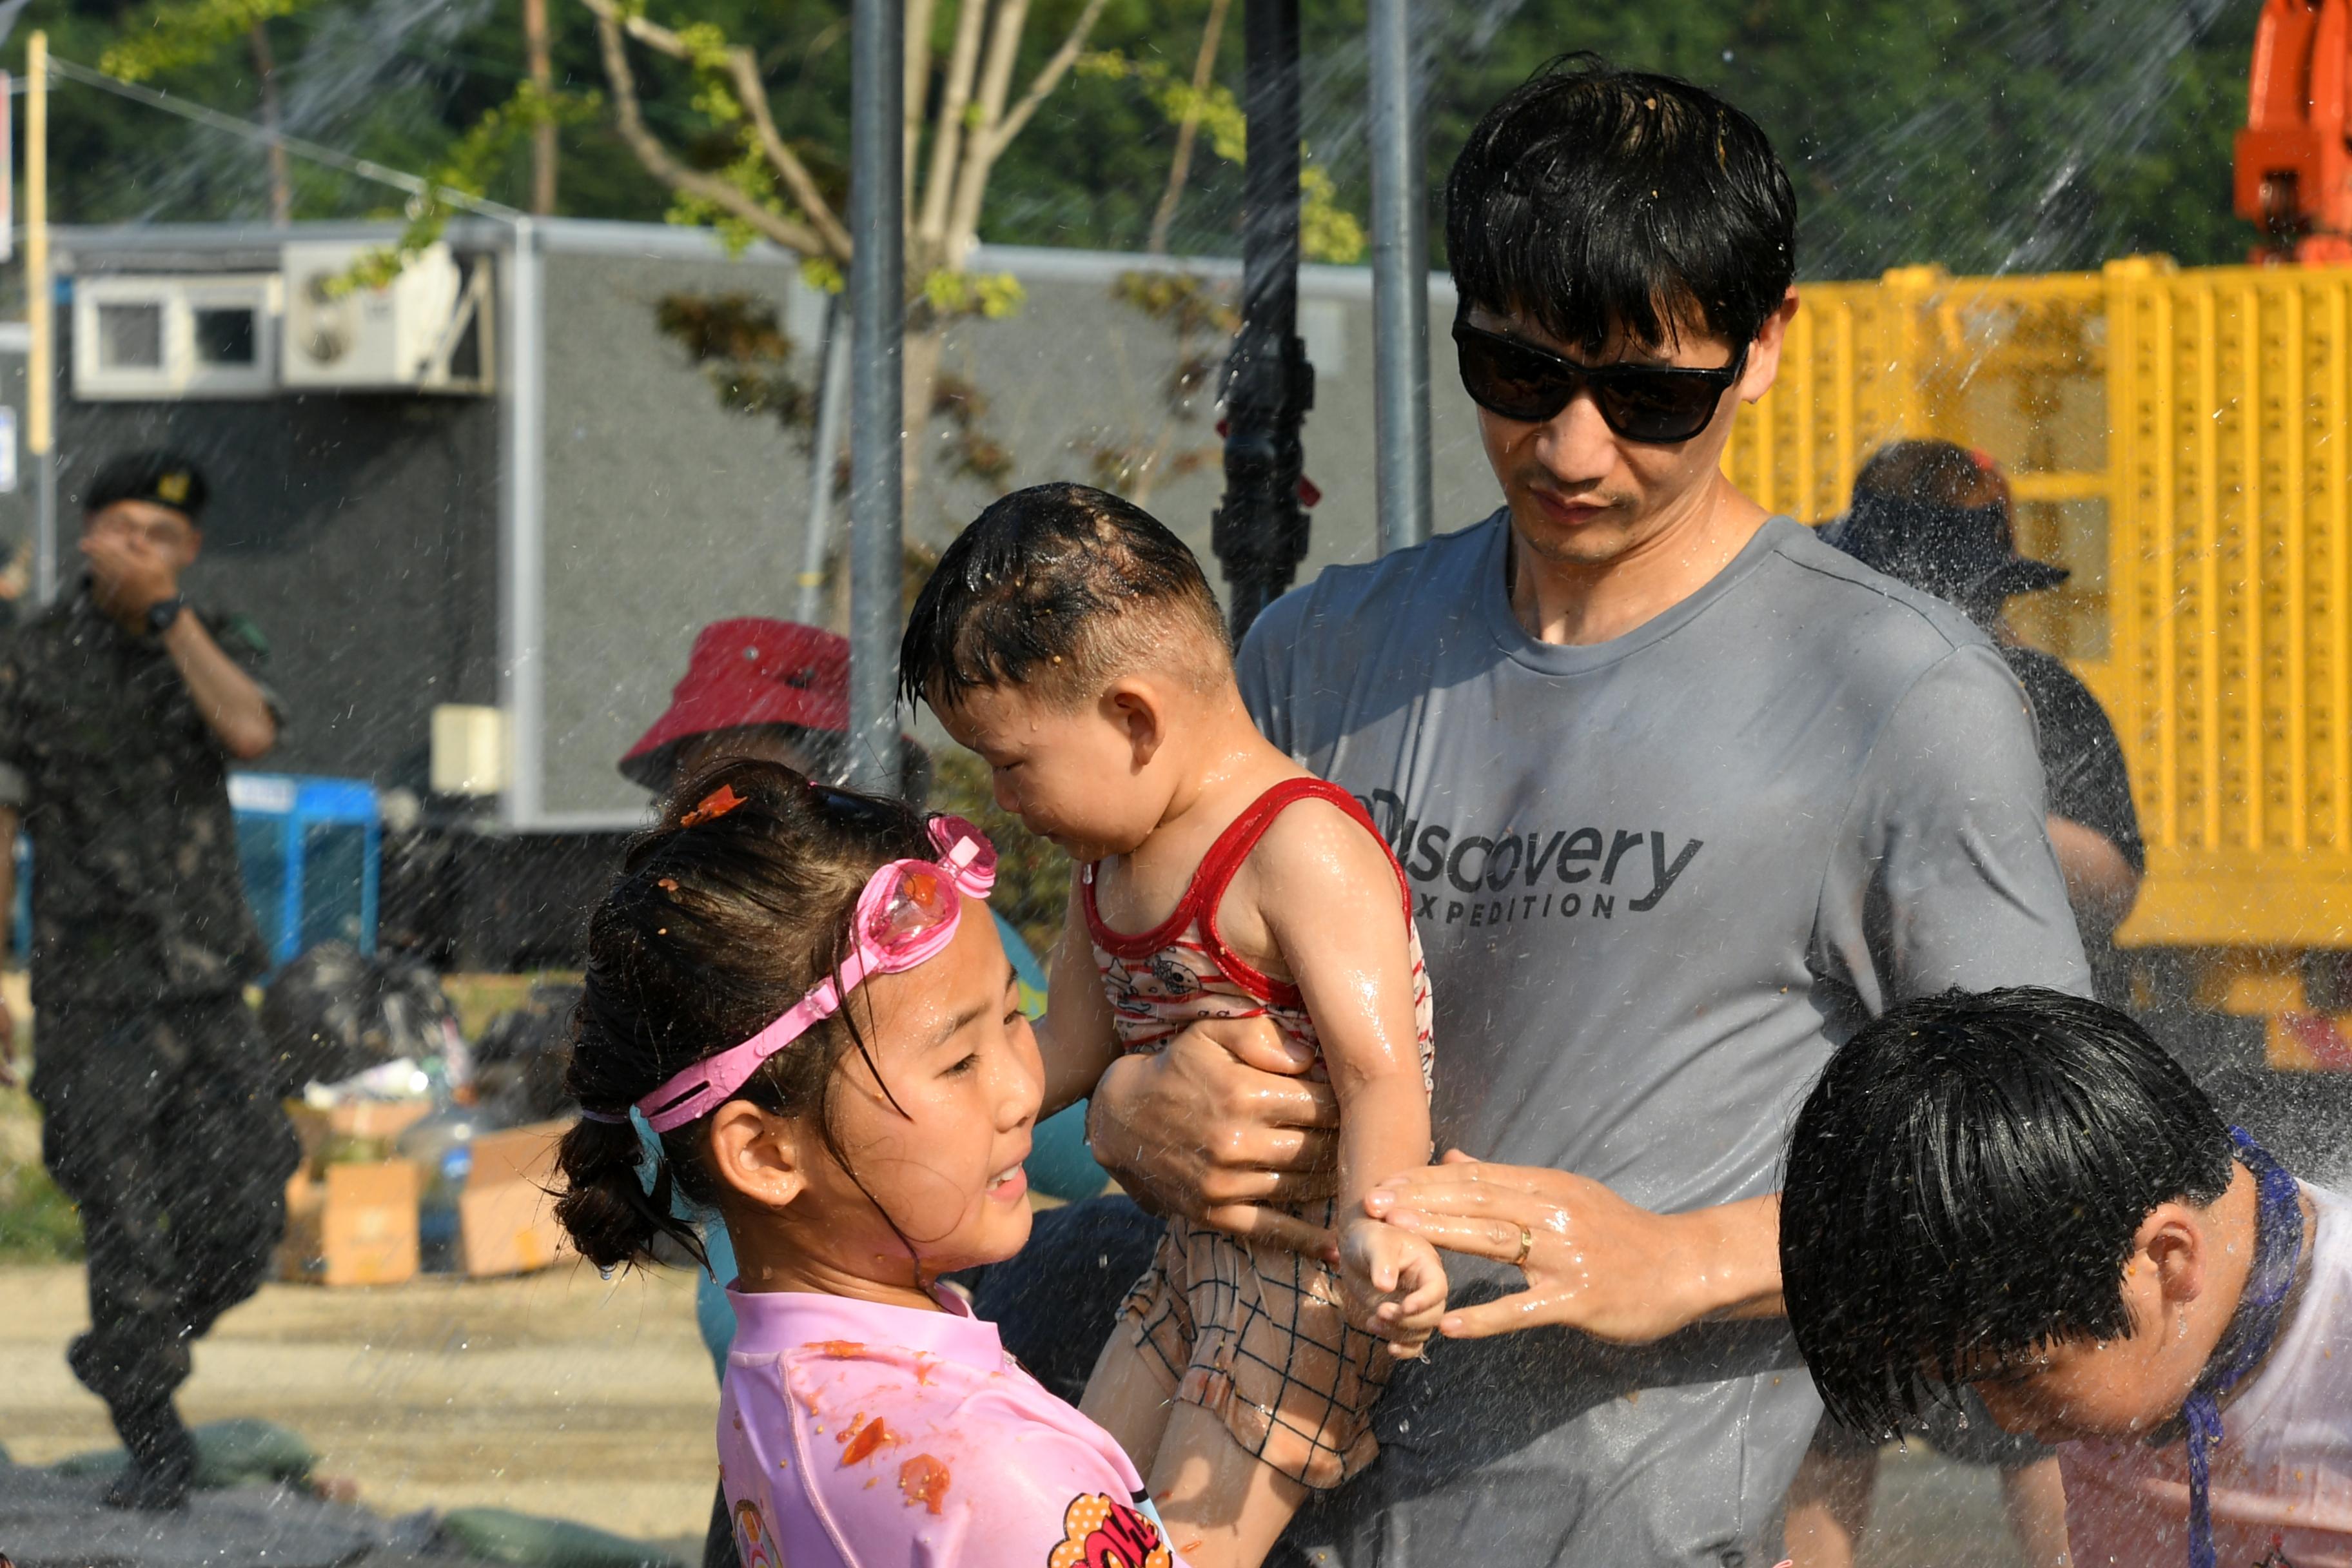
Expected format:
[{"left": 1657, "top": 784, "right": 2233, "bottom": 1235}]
[{"left": 1119, "top": 1196, "right": 1393, "bottom": 1491}]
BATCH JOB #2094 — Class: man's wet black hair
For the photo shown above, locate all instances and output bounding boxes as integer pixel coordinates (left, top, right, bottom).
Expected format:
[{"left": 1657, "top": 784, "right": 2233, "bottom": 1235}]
[
  {"left": 1781, "top": 986, "right": 2235, "bottom": 1437},
  {"left": 1445, "top": 54, "right": 1796, "bottom": 354},
  {"left": 901, "top": 481, "right": 1228, "bottom": 712}
]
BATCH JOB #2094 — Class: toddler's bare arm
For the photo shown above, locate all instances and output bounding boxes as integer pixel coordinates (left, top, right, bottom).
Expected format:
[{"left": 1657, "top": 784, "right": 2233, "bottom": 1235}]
[
  {"left": 1247, "top": 803, "right": 1442, "bottom": 1331},
  {"left": 1037, "top": 869, "right": 1122, "bottom": 1118}
]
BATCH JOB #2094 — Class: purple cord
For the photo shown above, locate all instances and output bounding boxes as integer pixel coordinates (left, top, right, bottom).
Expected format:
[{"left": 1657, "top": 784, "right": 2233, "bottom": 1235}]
[{"left": 2181, "top": 1128, "right": 2303, "bottom": 1568}]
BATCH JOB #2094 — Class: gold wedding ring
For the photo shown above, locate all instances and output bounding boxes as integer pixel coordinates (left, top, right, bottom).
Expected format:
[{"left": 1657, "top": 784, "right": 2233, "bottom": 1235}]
[{"left": 1512, "top": 1222, "right": 1534, "bottom": 1268}]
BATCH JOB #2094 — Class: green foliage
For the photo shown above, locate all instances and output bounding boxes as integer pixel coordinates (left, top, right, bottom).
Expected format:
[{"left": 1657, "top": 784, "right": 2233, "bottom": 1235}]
[
  {"left": 101, "top": 0, "right": 311, "bottom": 83},
  {"left": 1080, "top": 45, "right": 1364, "bottom": 264},
  {"left": 801, "top": 257, "right": 846, "bottom": 295},
  {"left": 922, "top": 270, "right": 1028, "bottom": 321},
  {"left": 1085, "top": 269, "right": 1230, "bottom": 496},
  {"left": 653, "top": 291, "right": 814, "bottom": 426},
  {"left": 340, "top": 80, "right": 602, "bottom": 293},
  {"left": 1112, "top": 269, "right": 1239, "bottom": 338},
  {"left": 930, "top": 373, "right": 1015, "bottom": 485},
  {"left": 663, "top": 137, "right": 792, "bottom": 259},
  {"left": 928, "top": 750, "right": 1072, "bottom": 965},
  {"left": 35, "top": 0, "right": 2268, "bottom": 279},
  {"left": 1297, "top": 164, "right": 1363, "bottom": 268},
  {"left": 1415, "top": 0, "right": 2260, "bottom": 279},
  {"left": 1079, "top": 46, "right": 1246, "bottom": 165}
]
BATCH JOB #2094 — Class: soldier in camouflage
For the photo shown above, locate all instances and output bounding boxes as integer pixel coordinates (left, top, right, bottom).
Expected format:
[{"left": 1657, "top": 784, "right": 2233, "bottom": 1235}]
[{"left": 0, "top": 451, "right": 296, "bottom": 1510}]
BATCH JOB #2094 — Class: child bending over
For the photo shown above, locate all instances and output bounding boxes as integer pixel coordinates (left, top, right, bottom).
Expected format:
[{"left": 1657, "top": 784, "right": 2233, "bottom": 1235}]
[
  {"left": 1781, "top": 986, "right": 2349, "bottom": 1568},
  {"left": 554, "top": 760, "right": 1188, "bottom": 1567},
  {"left": 902, "top": 483, "right": 1445, "bottom": 1567}
]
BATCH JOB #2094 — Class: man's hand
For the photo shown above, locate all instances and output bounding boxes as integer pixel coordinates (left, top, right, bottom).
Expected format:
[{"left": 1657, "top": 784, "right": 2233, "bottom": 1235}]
[
  {"left": 79, "top": 526, "right": 180, "bottom": 620},
  {"left": 1087, "top": 1014, "right": 1340, "bottom": 1257},
  {"left": 1365, "top": 1151, "right": 1784, "bottom": 1344},
  {"left": 1338, "top": 1217, "right": 1447, "bottom": 1358}
]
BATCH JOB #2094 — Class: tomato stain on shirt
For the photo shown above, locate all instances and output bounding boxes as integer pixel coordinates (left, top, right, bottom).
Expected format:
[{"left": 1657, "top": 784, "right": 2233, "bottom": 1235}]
[
  {"left": 839, "top": 1415, "right": 894, "bottom": 1467},
  {"left": 899, "top": 1453, "right": 951, "bottom": 1514}
]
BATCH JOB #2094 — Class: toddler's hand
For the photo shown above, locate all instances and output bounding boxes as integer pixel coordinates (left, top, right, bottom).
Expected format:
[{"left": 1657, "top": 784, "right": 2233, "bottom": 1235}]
[{"left": 1337, "top": 1217, "right": 1448, "bottom": 1359}]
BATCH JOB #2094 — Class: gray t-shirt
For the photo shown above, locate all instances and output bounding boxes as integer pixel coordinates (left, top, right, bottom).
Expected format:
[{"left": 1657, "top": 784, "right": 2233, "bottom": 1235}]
[{"left": 1239, "top": 511, "right": 2089, "bottom": 1566}]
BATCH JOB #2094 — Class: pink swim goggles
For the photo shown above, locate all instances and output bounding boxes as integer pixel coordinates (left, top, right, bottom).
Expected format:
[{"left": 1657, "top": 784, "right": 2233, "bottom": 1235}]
[{"left": 622, "top": 814, "right": 998, "bottom": 1133}]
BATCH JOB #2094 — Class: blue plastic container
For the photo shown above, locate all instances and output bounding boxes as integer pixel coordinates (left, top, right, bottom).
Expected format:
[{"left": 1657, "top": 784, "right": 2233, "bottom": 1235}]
[
  {"left": 227, "top": 773, "right": 382, "bottom": 967},
  {"left": 12, "top": 775, "right": 381, "bottom": 972}
]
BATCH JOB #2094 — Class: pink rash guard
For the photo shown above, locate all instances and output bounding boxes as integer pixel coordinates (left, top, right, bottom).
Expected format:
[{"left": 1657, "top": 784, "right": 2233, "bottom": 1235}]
[{"left": 716, "top": 1285, "right": 1188, "bottom": 1568}]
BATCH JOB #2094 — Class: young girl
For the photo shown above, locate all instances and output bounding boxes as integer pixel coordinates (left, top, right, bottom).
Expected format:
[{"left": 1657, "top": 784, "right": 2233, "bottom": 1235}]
[{"left": 553, "top": 759, "right": 1184, "bottom": 1568}]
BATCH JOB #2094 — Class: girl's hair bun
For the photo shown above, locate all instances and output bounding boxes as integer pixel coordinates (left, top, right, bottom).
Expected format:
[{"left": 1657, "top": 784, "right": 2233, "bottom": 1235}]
[{"left": 551, "top": 756, "right": 932, "bottom": 1271}]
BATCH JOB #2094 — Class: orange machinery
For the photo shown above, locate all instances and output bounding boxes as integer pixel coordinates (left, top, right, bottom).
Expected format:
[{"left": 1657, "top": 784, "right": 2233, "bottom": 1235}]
[{"left": 2240, "top": 0, "right": 2352, "bottom": 262}]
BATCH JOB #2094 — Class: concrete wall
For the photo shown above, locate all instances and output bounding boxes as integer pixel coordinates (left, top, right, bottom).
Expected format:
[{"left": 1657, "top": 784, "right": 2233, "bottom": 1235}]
[{"left": 535, "top": 241, "right": 826, "bottom": 819}]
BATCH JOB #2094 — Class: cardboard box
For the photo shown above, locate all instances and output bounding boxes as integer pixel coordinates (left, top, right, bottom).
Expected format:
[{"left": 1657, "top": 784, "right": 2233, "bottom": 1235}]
[
  {"left": 458, "top": 1119, "right": 572, "bottom": 1278},
  {"left": 279, "top": 1159, "right": 420, "bottom": 1287},
  {"left": 285, "top": 1097, "right": 433, "bottom": 1174}
]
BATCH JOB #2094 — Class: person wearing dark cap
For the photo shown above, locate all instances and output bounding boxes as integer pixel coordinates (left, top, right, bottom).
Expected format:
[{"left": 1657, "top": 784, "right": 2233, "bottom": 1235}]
[
  {"left": 0, "top": 451, "right": 295, "bottom": 1510},
  {"left": 1785, "top": 438, "right": 2144, "bottom": 1568},
  {"left": 1825, "top": 440, "right": 2145, "bottom": 948}
]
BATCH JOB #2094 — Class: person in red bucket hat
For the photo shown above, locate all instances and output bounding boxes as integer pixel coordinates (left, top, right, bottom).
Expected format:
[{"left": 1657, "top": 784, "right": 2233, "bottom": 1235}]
[
  {"left": 621, "top": 616, "right": 934, "bottom": 1568},
  {"left": 619, "top": 618, "right": 929, "bottom": 799}
]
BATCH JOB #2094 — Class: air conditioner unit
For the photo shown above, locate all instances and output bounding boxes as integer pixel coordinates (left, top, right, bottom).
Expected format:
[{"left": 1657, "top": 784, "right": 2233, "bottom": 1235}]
[
  {"left": 280, "top": 240, "right": 492, "bottom": 393},
  {"left": 72, "top": 273, "right": 282, "bottom": 400}
]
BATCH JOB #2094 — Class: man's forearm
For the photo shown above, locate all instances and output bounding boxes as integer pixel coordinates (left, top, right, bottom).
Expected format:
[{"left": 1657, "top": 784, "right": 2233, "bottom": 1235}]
[
  {"left": 2047, "top": 814, "right": 2141, "bottom": 937},
  {"left": 159, "top": 612, "right": 275, "bottom": 759},
  {"left": 1676, "top": 1191, "right": 1784, "bottom": 1323}
]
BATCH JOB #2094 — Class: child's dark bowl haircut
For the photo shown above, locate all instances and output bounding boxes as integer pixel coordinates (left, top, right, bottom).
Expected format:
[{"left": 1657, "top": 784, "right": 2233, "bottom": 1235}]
[
  {"left": 1779, "top": 986, "right": 2234, "bottom": 1437},
  {"left": 901, "top": 482, "right": 1229, "bottom": 714},
  {"left": 1446, "top": 54, "right": 1796, "bottom": 355}
]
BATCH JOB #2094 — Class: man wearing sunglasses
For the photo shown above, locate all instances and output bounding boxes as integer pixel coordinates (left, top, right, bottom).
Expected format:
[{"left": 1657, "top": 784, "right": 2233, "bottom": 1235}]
[{"left": 1083, "top": 56, "right": 2089, "bottom": 1566}]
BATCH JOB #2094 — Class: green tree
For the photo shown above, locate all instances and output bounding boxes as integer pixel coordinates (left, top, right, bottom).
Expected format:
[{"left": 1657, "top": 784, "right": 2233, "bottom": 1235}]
[{"left": 23, "top": 1, "right": 2270, "bottom": 288}]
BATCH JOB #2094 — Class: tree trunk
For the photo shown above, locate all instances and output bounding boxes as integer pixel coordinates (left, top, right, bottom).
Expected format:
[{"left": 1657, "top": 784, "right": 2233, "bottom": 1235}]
[
  {"left": 250, "top": 22, "right": 291, "bottom": 226},
  {"left": 1148, "top": 0, "right": 1230, "bottom": 255},
  {"left": 524, "top": 0, "right": 556, "bottom": 213},
  {"left": 900, "top": 321, "right": 946, "bottom": 507}
]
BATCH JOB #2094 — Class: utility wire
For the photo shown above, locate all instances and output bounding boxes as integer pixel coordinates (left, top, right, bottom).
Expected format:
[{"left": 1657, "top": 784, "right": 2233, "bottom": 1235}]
[{"left": 43, "top": 54, "right": 524, "bottom": 220}]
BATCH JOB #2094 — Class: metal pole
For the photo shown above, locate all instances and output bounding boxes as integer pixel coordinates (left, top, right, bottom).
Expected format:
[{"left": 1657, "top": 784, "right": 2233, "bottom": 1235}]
[
  {"left": 1367, "top": 0, "right": 1431, "bottom": 554},
  {"left": 500, "top": 217, "right": 547, "bottom": 827},
  {"left": 26, "top": 32, "right": 54, "bottom": 605},
  {"left": 799, "top": 294, "right": 852, "bottom": 627},
  {"left": 1210, "top": 0, "right": 1311, "bottom": 645},
  {"left": 847, "top": 0, "right": 903, "bottom": 795}
]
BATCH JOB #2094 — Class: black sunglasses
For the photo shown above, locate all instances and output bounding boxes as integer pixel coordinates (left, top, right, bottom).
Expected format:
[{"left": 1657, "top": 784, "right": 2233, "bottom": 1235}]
[{"left": 1453, "top": 320, "right": 1749, "bottom": 444}]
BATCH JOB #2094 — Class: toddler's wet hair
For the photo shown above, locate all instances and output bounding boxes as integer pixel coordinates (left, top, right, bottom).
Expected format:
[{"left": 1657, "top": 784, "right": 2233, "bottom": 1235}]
[
  {"left": 1446, "top": 53, "right": 1795, "bottom": 354},
  {"left": 1779, "top": 986, "right": 2233, "bottom": 1438},
  {"left": 901, "top": 482, "right": 1229, "bottom": 712}
]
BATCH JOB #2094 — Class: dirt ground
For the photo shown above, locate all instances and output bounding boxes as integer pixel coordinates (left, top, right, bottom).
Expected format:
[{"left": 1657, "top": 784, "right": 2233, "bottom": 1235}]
[{"left": 0, "top": 1261, "right": 720, "bottom": 1558}]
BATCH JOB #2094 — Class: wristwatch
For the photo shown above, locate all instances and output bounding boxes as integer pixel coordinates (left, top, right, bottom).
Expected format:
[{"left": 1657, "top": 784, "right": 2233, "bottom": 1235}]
[{"left": 144, "top": 595, "right": 186, "bottom": 636}]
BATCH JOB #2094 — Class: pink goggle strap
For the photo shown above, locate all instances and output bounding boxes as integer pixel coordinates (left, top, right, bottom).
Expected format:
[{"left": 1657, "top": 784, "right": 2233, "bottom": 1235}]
[{"left": 631, "top": 818, "right": 995, "bottom": 1133}]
